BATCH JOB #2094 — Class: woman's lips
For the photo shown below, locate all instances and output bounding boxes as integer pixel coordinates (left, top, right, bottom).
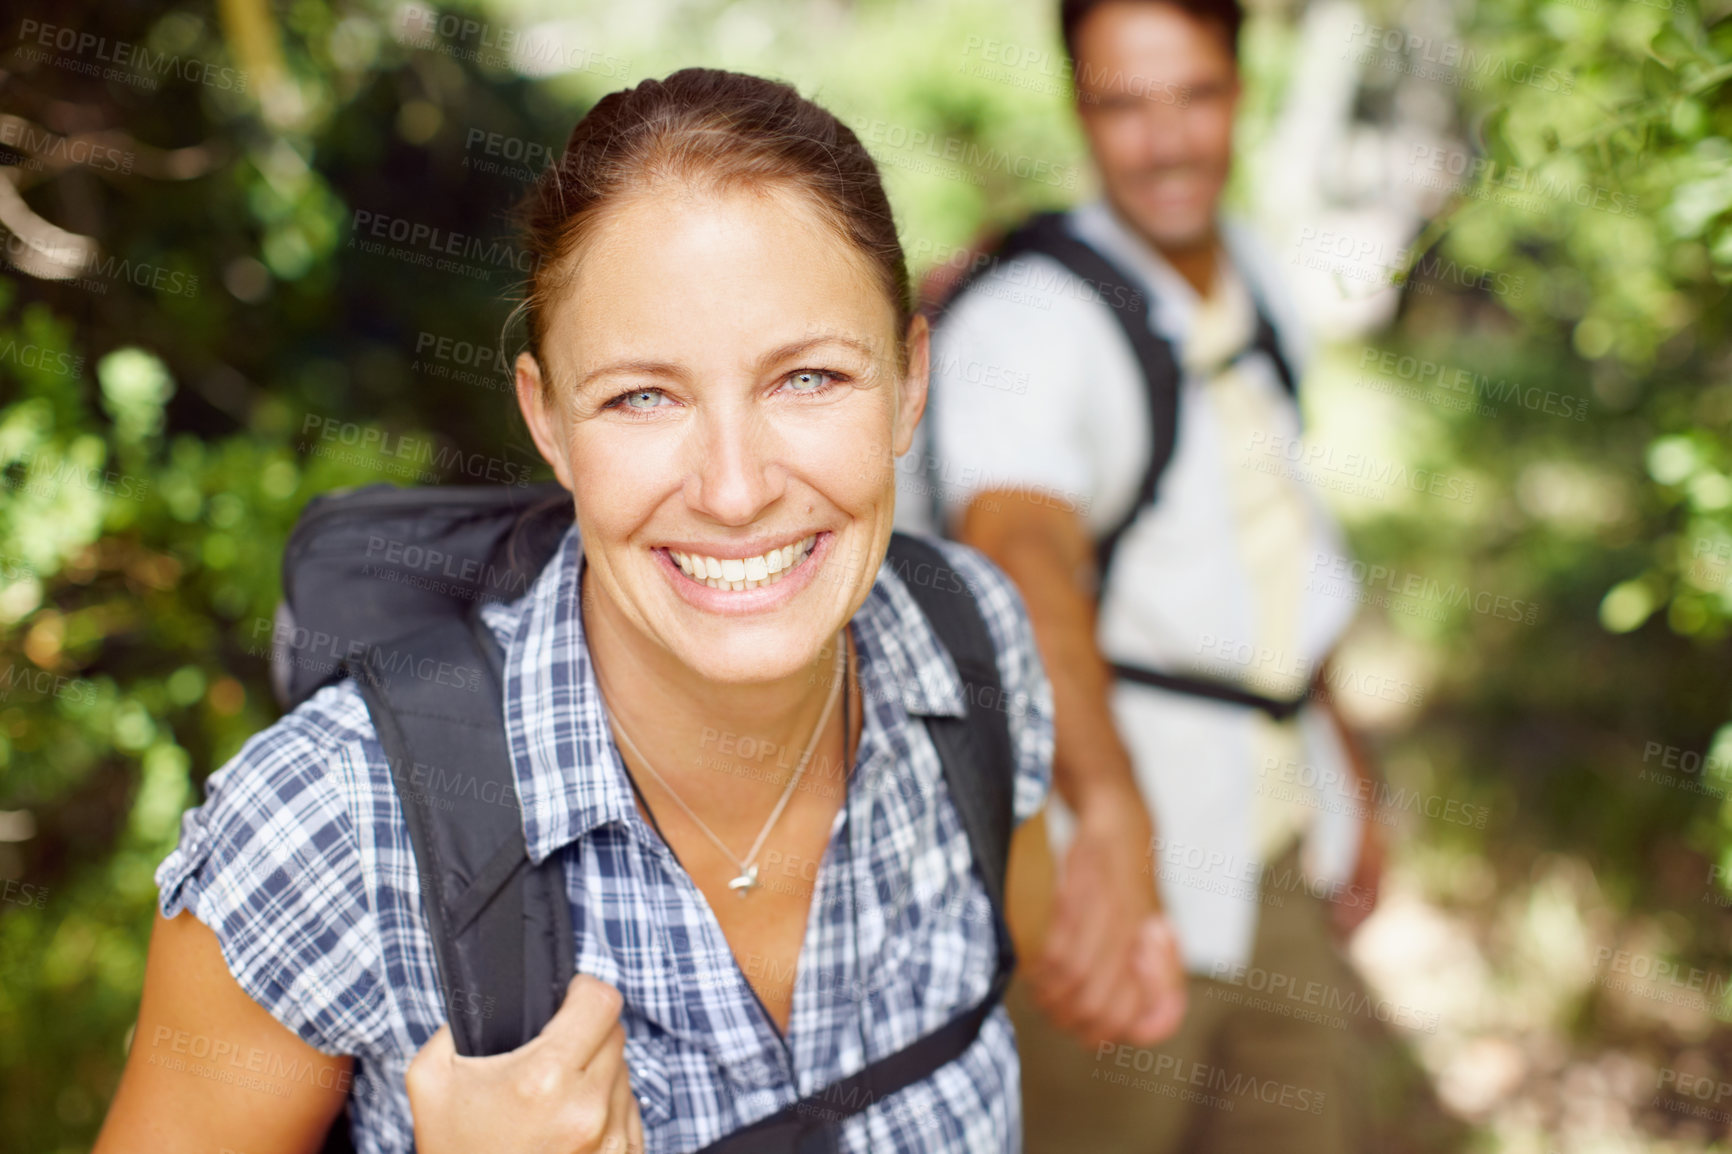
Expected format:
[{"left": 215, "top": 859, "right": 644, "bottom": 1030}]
[
  {"left": 654, "top": 531, "right": 834, "bottom": 615},
  {"left": 667, "top": 534, "right": 818, "bottom": 591}
]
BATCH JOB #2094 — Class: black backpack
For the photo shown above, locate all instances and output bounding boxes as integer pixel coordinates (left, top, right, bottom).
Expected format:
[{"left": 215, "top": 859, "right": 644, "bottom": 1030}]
[
  {"left": 273, "top": 482, "right": 1017, "bottom": 1154},
  {"left": 924, "top": 211, "right": 1308, "bottom": 720}
]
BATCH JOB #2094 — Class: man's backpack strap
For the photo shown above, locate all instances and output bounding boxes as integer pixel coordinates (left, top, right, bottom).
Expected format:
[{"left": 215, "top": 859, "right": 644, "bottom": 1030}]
[
  {"left": 925, "top": 212, "right": 1181, "bottom": 581},
  {"left": 1247, "top": 308, "right": 1297, "bottom": 397},
  {"left": 347, "top": 613, "right": 574, "bottom": 1059},
  {"left": 1108, "top": 660, "right": 1307, "bottom": 721},
  {"left": 926, "top": 211, "right": 1299, "bottom": 587}
]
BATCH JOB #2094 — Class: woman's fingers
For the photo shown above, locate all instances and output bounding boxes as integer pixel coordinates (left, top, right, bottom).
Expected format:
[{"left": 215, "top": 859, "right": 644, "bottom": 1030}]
[
  {"left": 582, "top": 1022, "right": 627, "bottom": 1088},
  {"left": 537, "top": 975, "right": 626, "bottom": 1069},
  {"left": 600, "top": 1046, "right": 640, "bottom": 1154},
  {"left": 626, "top": 1084, "right": 645, "bottom": 1154},
  {"left": 416, "top": 1022, "right": 456, "bottom": 1061},
  {"left": 404, "top": 1023, "right": 455, "bottom": 1102},
  {"left": 406, "top": 978, "right": 638, "bottom": 1154}
]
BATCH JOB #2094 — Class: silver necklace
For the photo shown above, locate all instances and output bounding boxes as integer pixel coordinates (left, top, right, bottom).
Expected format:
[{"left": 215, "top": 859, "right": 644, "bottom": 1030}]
[{"left": 607, "top": 636, "right": 845, "bottom": 897}]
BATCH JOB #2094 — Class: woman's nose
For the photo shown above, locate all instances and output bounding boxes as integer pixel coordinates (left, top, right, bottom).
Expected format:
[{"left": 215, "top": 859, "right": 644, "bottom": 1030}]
[{"left": 685, "top": 409, "right": 786, "bottom": 525}]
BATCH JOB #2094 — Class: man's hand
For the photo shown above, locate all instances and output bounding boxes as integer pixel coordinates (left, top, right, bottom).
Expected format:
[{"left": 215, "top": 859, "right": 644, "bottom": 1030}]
[
  {"left": 407, "top": 974, "right": 644, "bottom": 1154},
  {"left": 1317, "top": 677, "right": 1385, "bottom": 939},
  {"left": 1330, "top": 803, "right": 1385, "bottom": 938},
  {"left": 958, "top": 489, "right": 1189, "bottom": 1047},
  {"left": 1029, "top": 795, "right": 1186, "bottom": 1045}
]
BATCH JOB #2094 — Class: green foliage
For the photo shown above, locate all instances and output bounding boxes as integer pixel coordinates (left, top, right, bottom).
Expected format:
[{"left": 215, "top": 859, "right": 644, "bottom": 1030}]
[{"left": 1334, "top": 0, "right": 1732, "bottom": 941}]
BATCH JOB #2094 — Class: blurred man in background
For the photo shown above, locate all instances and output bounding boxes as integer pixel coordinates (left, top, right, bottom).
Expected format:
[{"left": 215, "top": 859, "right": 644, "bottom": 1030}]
[{"left": 899, "top": 1, "right": 1385, "bottom": 1149}]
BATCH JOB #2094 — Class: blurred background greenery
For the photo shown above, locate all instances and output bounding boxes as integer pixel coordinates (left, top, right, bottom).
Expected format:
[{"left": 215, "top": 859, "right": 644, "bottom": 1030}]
[{"left": 1, "top": 0, "right": 1729, "bottom": 1149}]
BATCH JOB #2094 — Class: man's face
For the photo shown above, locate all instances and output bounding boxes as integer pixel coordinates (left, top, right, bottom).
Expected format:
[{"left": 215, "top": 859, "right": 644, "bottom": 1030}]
[{"left": 1073, "top": 1, "right": 1241, "bottom": 254}]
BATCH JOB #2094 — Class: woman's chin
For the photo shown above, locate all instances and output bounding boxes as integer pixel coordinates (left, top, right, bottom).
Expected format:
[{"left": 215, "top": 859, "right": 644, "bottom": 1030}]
[{"left": 664, "top": 635, "right": 835, "bottom": 687}]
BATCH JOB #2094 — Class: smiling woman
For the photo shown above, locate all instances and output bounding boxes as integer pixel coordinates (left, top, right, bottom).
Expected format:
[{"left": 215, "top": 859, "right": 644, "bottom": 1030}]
[{"left": 93, "top": 68, "right": 1057, "bottom": 1154}]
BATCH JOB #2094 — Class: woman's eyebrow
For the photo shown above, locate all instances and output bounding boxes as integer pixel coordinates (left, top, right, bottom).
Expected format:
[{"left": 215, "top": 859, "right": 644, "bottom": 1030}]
[
  {"left": 574, "top": 359, "right": 685, "bottom": 397},
  {"left": 575, "top": 335, "right": 878, "bottom": 395},
  {"left": 758, "top": 334, "right": 879, "bottom": 368}
]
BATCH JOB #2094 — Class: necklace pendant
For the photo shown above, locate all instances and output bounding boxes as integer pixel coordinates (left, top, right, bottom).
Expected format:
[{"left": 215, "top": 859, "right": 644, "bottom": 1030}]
[{"left": 728, "top": 863, "right": 760, "bottom": 897}]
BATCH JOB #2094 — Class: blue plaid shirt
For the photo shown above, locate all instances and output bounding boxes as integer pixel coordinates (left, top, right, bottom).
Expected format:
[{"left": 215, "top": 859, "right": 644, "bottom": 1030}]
[{"left": 156, "top": 525, "right": 1053, "bottom": 1153}]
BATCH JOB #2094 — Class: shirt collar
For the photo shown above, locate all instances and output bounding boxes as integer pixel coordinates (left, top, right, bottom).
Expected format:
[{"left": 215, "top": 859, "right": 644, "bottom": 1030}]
[
  {"left": 494, "top": 526, "right": 968, "bottom": 864},
  {"left": 495, "top": 525, "right": 636, "bottom": 864},
  {"left": 1069, "top": 198, "right": 1257, "bottom": 370}
]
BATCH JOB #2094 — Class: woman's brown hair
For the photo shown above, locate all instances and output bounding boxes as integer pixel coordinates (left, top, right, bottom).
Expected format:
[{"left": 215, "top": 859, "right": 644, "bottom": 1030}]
[{"left": 512, "top": 68, "right": 912, "bottom": 380}]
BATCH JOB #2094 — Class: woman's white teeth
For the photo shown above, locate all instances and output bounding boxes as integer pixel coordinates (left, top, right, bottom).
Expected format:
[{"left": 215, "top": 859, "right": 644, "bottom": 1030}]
[{"left": 671, "top": 536, "right": 817, "bottom": 590}]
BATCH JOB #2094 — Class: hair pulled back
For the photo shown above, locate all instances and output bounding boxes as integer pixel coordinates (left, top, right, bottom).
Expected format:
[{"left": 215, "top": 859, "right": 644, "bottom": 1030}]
[{"left": 514, "top": 68, "right": 911, "bottom": 373}]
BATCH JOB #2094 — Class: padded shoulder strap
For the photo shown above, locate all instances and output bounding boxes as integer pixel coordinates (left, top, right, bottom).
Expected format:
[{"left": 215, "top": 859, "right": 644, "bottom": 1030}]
[
  {"left": 928, "top": 213, "right": 1183, "bottom": 583},
  {"left": 881, "top": 533, "right": 1015, "bottom": 911},
  {"left": 1246, "top": 310, "right": 1298, "bottom": 397},
  {"left": 276, "top": 481, "right": 570, "bottom": 711},
  {"left": 348, "top": 612, "right": 573, "bottom": 1057}
]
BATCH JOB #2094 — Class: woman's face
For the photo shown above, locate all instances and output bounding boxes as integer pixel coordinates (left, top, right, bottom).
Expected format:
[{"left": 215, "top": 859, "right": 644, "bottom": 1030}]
[{"left": 517, "top": 184, "right": 928, "bottom": 686}]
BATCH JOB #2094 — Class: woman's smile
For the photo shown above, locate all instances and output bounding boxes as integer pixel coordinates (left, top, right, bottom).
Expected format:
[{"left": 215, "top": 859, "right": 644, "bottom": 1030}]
[
  {"left": 653, "top": 529, "right": 836, "bottom": 615},
  {"left": 666, "top": 532, "right": 819, "bottom": 590}
]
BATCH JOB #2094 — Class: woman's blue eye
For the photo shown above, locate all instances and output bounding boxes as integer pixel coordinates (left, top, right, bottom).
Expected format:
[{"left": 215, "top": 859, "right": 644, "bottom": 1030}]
[
  {"left": 786, "top": 369, "right": 834, "bottom": 393},
  {"left": 621, "top": 389, "right": 665, "bottom": 409}
]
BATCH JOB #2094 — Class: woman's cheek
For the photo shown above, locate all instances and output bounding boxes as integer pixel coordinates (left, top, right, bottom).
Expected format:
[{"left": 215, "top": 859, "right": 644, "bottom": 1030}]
[
  {"left": 801, "top": 430, "right": 893, "bottom": 513},
  {"left": 570, "top": 430, "right": 665, "bottom": 524},
  {"left": 817, "top": 394, "right": 899, "bottom": 503}
]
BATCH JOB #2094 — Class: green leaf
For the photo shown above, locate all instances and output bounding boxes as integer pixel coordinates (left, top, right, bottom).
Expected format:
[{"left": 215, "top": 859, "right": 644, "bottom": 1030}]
[
  {"left": 1651, "top": 27, "right": 1696, "bottom": 67},
  {"left": 96, "top": 349, "right": 175, "bottom": 444},
  {"left": 1601, "top": 579, "right": 1660, "bottom": 632},
  {"left": 1647, "top": 435, "right": 1699, "bottom": 485},
  {"left": 1642, "top": 56, "right": 1675, "bottom": 99},
  {"left": 1478, "top": 105, "right": 1517, "bottom": 168}
]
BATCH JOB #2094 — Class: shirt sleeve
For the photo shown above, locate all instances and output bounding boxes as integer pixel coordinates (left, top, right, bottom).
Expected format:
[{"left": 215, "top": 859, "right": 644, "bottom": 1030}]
[
  {"left": 927, "top": 540, "right": 1055, "bottom": 825},
  {"left": 154, "top": 682, "right": 388, "bottom": 1056},
  {"left": 927, "top": 255, "right": 1117, "bottom": 525}
]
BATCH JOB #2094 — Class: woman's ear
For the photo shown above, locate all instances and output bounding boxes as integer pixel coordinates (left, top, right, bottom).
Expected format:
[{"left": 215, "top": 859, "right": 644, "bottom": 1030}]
[
  {"left": 515, "top": 351, "right": 575, "bottom": 492},
  {"left": 892, "top": 313, "right": 931, "bottom": 458}
]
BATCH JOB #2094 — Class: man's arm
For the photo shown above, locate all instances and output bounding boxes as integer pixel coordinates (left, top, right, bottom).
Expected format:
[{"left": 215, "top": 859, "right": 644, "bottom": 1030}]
[
  {"left": 1314, "top": 669, "right": 1385, "bottom": 937},
  {"left": 959, "top": 488, "right": 1185, "bottom": 1045}
]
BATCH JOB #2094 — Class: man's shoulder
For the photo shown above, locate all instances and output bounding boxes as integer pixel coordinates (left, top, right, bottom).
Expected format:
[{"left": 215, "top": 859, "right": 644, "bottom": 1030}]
[
  {"left": 1220, "top": 218, "right": 1304, "bottom": 317},
  {"left": 936, "top": 243, "right": 1126, "bottom": 352}
]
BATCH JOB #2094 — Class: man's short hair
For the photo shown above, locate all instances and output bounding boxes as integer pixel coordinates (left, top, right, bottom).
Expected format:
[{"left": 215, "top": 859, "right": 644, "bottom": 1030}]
[{"left": 1060, "top": 0, "right": 1245, "bottom": 67}]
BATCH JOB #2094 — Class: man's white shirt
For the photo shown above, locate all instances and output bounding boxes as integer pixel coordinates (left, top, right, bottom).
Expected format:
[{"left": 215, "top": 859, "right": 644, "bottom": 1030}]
[{"left": 898, "top": 198, "right": 1364, "bottom": 974}]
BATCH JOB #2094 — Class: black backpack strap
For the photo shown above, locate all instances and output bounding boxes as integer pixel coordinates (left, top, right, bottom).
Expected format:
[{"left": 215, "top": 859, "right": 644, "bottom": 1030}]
[
  {"left": 1109, "top": 661, "right": 1307, "bottom": 721},
  {"left": 699, "top": 988, "right": 1000, "bottom": 1154},
  {"left": 926, "top": 213, "right": 1302, "bottom": 582},
  {"left": 695, "top": 534, "right": 1018, "bottom": 1153},
  {"left": 1244, "top": 307, "right": 1298, "bottom": 398},
  {"left": 347, "top": 612, "right": 574, "bottom": 1058},
  {"left": 276, "top": 481, "right": 571, "bottom": 712},
  {"left": 882, "top": 533, "right": 1016, "bottom": 913},
  {"left": 924, "top": 212, "right": 1183, "bottom": 584}
]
